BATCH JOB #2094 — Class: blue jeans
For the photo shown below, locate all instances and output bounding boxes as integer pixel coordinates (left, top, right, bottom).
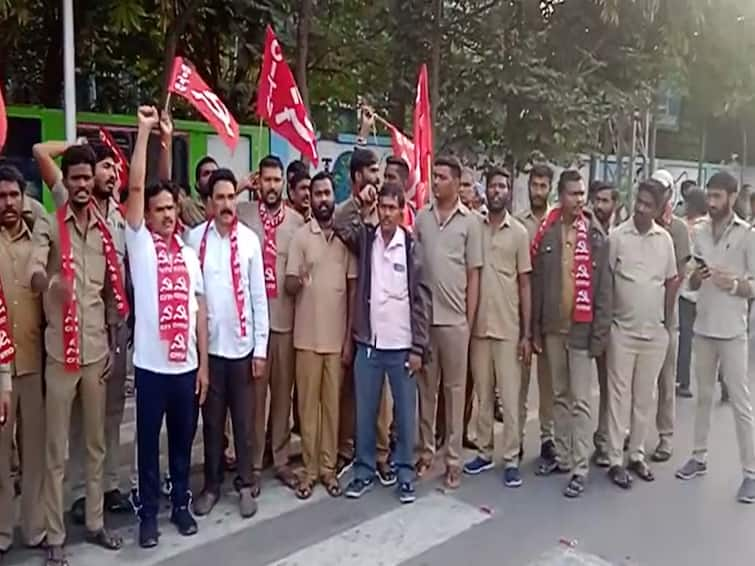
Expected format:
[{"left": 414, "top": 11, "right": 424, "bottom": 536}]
[{"left": 354, "top": 345, "right": 416, "bottom": 484}]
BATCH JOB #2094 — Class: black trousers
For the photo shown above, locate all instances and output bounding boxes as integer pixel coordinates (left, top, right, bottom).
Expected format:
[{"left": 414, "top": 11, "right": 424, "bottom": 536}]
[
  {"left": 203, "top": 354, "right": 253, "bottom": 492},
  {"left": 677, "top": 297, "right": 696, "bottom": 390}
]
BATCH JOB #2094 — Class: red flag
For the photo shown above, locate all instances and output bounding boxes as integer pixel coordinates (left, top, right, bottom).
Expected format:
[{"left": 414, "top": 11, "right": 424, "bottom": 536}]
[
  {"left": 385, "top": 122, "right": 420, "bottom": 226},
  {"left": 0, "top": 88, "right": 6, "bottom": 152},
  {"left": 168, "top": 57, "right": 239, "bottom": 151},
  {"left": 413, "top": 64, "right": 433, "bottom": 209},
  {"left": 98, "top": 127, "right": 129, "bottom": 194},
  {"left": 256, "top": 26, "right": 318, "bottom": 165}
]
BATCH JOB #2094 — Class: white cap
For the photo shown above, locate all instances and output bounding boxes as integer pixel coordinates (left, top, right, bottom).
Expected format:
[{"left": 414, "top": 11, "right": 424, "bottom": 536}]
[{"left": 651, "top": 169, "right": 674, "bottom": 190}]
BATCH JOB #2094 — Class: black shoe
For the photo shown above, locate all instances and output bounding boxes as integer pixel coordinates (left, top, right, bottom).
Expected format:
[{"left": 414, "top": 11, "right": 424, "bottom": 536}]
[
  {"left": 676, "top": 385, "right": 693, "bottom": 399},
  {"left": 139, "top": 518, "right": 160, "bottom": 549},
  {"left": 170, "top": 506, "right": 198, "bottom": 537},
  {"left": 540, "top": 440, "right": 557, "bottom": 462},
  {"left": 105, "top": 489, "right": 134, "bottom": 514},
  {"left": 70, "top": 497, "right": 86, "bottom": 526},
  {"left": 494, "top": 403, "right": 504, "bottom": 423}
]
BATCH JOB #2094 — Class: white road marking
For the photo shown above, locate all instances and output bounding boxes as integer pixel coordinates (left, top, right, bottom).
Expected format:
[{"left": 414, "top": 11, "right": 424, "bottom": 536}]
[{"left": 265, "top": 492, "right": 490, "bottom": 566}]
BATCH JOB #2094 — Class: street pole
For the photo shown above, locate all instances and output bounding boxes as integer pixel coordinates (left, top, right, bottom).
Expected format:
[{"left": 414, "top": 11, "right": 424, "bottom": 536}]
[{"left": 63, "top": 0, "right": 76, "bottom": 142}]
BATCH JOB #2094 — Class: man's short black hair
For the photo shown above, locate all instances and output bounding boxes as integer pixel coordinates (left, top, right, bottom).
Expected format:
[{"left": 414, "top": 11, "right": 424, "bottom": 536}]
[
  {"left": 529, "top": 163, "right": 554, "bottom": 184},
  {"left": 386, "top": 156, "right": 410, "bottom": 183},
  {"left": 378, "top": 181, "right": 406, "bottom": 209},
  {"left": 61, "top": 145, "right": 96, "bottom": 178},
  {"left": 0, "top": 164, "right": 26, "bottom": 193},
  {"left": 589, "top": 180, "right": 619, "bottom": 202},
  {"left": 434, "top": 155, "right": 463, "bottom": 179},
  {"left": 208, "top": 168, "right": 238, "bottom": 196},
  {"left": 557, "top": 169, "right": 583, "bottom": 195},
  {"left": 195, "top": 156, "right": 218, "bottom": 183},
  {"left": 485, "top": 166, "right": 510, "bottom": 187},
  {"left": 686, "top": 187, "right": 708, "bottom": 217},
  {"left": 707, "top": 170, "right": 739, "bottom": 195},
  {"left": 287, "top": 159, "right": 309, "bottom": 181},
  {"left": 144, "top": 181, "right": 179, "bottom": 211},
  {"left": 350, "top": 148, "right": 378, "bottom": 183},
  {"left": 90, "top": 142, "right": 115, "bottom": 165},
  {"left": 259, "top": 154, "right": 284, "bottom": 173},
  {"left": 680, "top": 179, "right": 697, "bottom": 195},
  {"left": 310, "top": 171, "right": 334, "bottom": 191},
  {"left": 637, "top": 179, "right": 667, "bottom": 209},
  {"left": 289, "top": 170, "right": 310, "bottom": 191}
]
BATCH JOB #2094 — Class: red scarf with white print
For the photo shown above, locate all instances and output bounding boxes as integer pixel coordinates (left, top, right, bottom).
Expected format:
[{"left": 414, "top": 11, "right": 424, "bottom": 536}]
[
  {"left": 0, "top": 276, "right": 15, "bottom": 364},
  {"left": 153, "top": 230, "right": 190, "bottom": 362},
  {"left": 258, "top": 204, "right": 286, "bottom": 298},
  {"left": 198, "top": 218, "right": 247, "bottom": 337},
  {"left": 530, "top": 207, "right": 594, "bottom": 323},
  {"left": 57, "top": 203, "right": 129, "bottom": 372}
]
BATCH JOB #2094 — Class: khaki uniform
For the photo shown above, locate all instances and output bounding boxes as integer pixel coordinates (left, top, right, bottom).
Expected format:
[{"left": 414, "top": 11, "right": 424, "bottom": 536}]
[
  {"left": 239, "top": 201, "right": 305, "bottom": 471},
  {"left": 180, "top": 191, "right": 209, "bottom": 228},
  {"left": 471, "top": 213, "right": 531, "bottom": 465},
  {"left": 0, "top": 214, "right": 46, "bottom": 550},
  {"left": 689, "top": 215, "right": 755, "bottom": 477},
  {"left": 29, "top": 208, "right": 118, "bottom": 545},
  {"left": 514, "top": 209, "right": 554, "bottom": 445},
  {"left": 606, "top": 220, "right": 676, "bottom": 466},
  {"left": 415, "top": 200, "right": 483, "bottom": 469},
  {"left": 287, "top": 220, "right": 357, "bottom": 481}
]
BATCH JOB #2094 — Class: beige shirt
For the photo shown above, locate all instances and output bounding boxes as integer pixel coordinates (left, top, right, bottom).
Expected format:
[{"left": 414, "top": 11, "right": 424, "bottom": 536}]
[
  {"left": 514, "top": 208, "right": 547, "bottom": 242},
  {"left": 609, "top": 219, "right": 677, "bottom": 340},
  {"left": 287, "top": 220, "right": 357, "bottom": 353},
  {"left": 660, "top": 215, "right": 691, "bottom": 329},
  {"left": 0, "top": 220, "right": 44, "bottom": 376},
  {"left": 238, "top": 201, "right": 305, "bottom": 333},
  {"left": 336, "top": 195, "right": 379, "bottom": 227},
  {"left": 473, "top": 212, "right": 532, "bottom": 341},
  {"left": 415, "top": 200, "right": 483, "bottom": 326},
  {"left": 691, "top": 215, "right": 755, "bottom": 339},
  {"left": 28, "top": 207, "right": 115, "bottom": 366}
]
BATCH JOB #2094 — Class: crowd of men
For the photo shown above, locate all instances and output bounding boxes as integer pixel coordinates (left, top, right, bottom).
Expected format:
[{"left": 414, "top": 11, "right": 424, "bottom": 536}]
[{"left": 1, "top": 104, "right": 755, "bottom": 566}]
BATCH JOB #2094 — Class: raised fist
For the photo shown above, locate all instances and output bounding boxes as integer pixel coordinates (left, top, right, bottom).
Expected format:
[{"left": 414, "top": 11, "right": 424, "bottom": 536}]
[{"left": 137, "top": 105, "right": 160, "bottom": 129}]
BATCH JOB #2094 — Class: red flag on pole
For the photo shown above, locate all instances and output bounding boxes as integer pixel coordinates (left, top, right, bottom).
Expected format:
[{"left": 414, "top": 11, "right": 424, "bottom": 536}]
[
  {"left": 385, "top": 122, "right": 420, "bottom": 228},
  {"left": 413, "top": 64, "right": 433, "bottom": 209},
  {"left": 98, "top": 127, "right": 129, "bottom": 194},
  {"left": 0, "top": 88, "right": 7, "bottom": 152},
  {"left": 256, "top": 26, "right": 319, "bottom": 165},
  {"left": 168, "top": 57, "right": 239, "bottom": 151}
]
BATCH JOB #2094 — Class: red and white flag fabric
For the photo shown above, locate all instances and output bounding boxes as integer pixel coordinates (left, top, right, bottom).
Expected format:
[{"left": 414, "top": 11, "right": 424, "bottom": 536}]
[
  {"left": 385, "top": 122, "right": 419, "bottom": 228},
  {"left": 0, "top": 88, "right": 7, "bottom": 152},
  {"left": 98, "top": 127, "right": 129, "bottom": 193},
  {"left": 413, "top": 64, "right": 433, "bottom": 209},
  {"left": 256, "top": 26, "right": 318, "bottom": 165},
  {"left": 168, "top": 57, "right": 240, "bottom": 151}
]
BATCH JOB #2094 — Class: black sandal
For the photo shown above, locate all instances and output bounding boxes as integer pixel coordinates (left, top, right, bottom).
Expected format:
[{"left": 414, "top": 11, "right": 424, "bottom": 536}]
[
  {"left": 628, "top": 460, "right": 655, "bottom": 482},
  {"left": 85, "top": 528, "right": 123, "bottom": 551},
  {"left": 295, "top": 477, "right": 315, "bottom": 500},
  {"left": 563, "top": 475, "right": 585, "bottom": 498},
  {"left": 46, "top": 546, "right": 70, "bottom": 566},
  {"left": 608, "top": 465, "right": 633, "bottom": 489},
  {"left": 322, "top": 476, "right": 342, "bottom": 498}
]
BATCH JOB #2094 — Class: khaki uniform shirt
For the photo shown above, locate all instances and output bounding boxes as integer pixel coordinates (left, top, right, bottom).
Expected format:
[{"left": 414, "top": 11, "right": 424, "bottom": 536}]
[
  {"left": 28, "top": 207, "right": 115, "bottom": 366},
  {"left": 660, "top": 215, "right": 691, "bottom": 329},
  {"left": 287, "top": 221, "right": 357, "bottom": 354},
  {"left": 0, "top": 215, "right": 44, "bottom": 376},
  {"left": 238, "top": 201, "right": 305, "bottom": 333},
  {"left": 180, "top": 192, "right": 208, "bottom": 229},
  {"left": 336, "top": 196, "right": 379, "bottom": 227},
  {"left": 609, "top": 219, "right": 677, "bottom": 340},
  {"left": 692, "top": 215, "right": 755, "bottom": 339},
  {"left": 473, "top": 212, "right": 532, "bottom": 341},
  {"left": 514, "top": 208, "right": 547, "bottom": 242},
  {"left": 415, "top": 200, "right": 483, "bottom": 327}
]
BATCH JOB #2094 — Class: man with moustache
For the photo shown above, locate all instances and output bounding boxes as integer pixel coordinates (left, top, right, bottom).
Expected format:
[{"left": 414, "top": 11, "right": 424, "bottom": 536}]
[
  {"left": 0, "top": 165, "right": 45, "bottom": 561},
  {"left": 237, "top": 155, "right": 305, "bottom": 494},
  {"left": 286, "top": 160, "right": 311, "bottom": 221},
  {"left": 180, "top": 156, "right": 219, "bottom": 228},
  {"left": 29, "top": 145, "right": 129, "bottom": 563},
  {"left": 124, "top": 106, "right": 209, "bottom": 547},
  {"left": 187, "top": 168, "right": 268, "bottom": 518},
  {"left": 589, "top": 181, "right": 621, "bottom": 234},
  {"left": 514, "top": 164, "right": 556, "bottom": 467},
  {"left": 34, "top": 135, "right": 135, "bottom": 520},
  {"left": 286, "top": 172, "right": 357, "bottom": 499}
]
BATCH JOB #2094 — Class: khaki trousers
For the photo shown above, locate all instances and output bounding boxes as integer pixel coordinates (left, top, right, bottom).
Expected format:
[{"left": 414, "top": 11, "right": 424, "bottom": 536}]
[
  {"left": 250, "top": 331, "right": 296, "bottom": 471},
  {"left": 418, "top": 324, "right": 470, "bottom": 469},
  {"left": 518, "top": 352, "right": 555, "bottom": 445},
  {"left": 0, "top": 372, "right": 46, "bottom": 550},
  {"left": 296, "top": 350, "right": 342, "bottom": 481},
  {"left": 655, "top": 328, "right": 679, "bottom": 446},
  {"left": 692, "top": 335, "right": 755, "bottom": 477},
  {"left": 470, "top": 337, "right": 521, "bottom": 465},
  {"left": 44, "top": 358, "right": 107, "bottom": 545},
  {"left": 544, "top": 334, "right": 595, "bottom": 477},
  {"left": 593, "top": 354, "right": 609, "bottom": 453},
  {"left": 606, "top": 325, "right": 668, "bottom": 467}
]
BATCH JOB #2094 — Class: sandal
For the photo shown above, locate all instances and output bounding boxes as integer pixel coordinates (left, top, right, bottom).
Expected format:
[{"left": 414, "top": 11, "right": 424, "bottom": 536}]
[
  {"left": 563, "top": 475, "right": 585, "bottom": 498},
  {"left": 322, "top": 476, "right": 342, "bottom": 498},
  {"left": 651, "top": 446, "right": 672, "bottom": 463},
  {"left": 275, "top": 466, "right": 299, "bottom": 491},
  {"left": 46, "top": 546, "right": 69, "bottom": 566},
  {"left": 415, "top": 457, "right": 432, "bottom": 479},
  {"left": 295, "top": 477, "right": 315, "bottom": 500},
  {"left": 85, "top": 528, "right": 123, "bottom": 550},
  {"left": 608, "top": 465, "right": 633, "bottom": 489},
  {"left": 628, "top": 460, "right": 655, "bottom": 482}
]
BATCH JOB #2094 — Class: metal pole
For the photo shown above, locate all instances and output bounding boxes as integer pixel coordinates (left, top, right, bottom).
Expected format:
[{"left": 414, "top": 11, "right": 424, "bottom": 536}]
[{"left": 63, "top": 0, "right": 76, "bottom": 142}]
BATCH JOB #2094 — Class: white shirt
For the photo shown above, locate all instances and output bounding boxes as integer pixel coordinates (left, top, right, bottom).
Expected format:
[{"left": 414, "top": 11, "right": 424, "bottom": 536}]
[
  {"left": 186, "top": 220, "right": 269, "bottom": 359},
  {"left": 125, "top": 222, "right": 204, "bottom": 374},
  {"left": 370, "top": 228, "right": 412, "bottom": 350}
]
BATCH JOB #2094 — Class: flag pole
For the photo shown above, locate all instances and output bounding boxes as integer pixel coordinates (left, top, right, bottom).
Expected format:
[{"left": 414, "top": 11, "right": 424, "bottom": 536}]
[
  {"left": 257, "top": 117, "right": 264, "bottom": 161},
  {"left": 163, "top": 92, "right": 172, "bottom": 114},
  {"left": 62, "top": 0, "right": 76, "bottom": 142}
]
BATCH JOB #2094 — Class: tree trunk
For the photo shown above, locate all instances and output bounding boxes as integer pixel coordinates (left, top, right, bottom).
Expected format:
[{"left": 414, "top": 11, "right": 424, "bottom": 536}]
[
  {"left": 295, "top": 0, "right": 313, "bottom": 109},
  {"left": 430, "top": 0, "right": 442, "bottom": 133},
  {"left": 161, "top": 0, "right": 204, "bottom": 106},
  {"left": 41, "top": 5, "right": 64, "bottom": 107}
]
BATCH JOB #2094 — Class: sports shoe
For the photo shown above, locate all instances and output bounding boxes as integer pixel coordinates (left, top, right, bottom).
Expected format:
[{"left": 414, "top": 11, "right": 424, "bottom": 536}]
[
  {"left": 377, "top": 462, "right": 398, "bottom": 486},
  {"left": 345, "top": 478, "right": 374, "bottom": 499},
  {"left": 398, "top": 481, "right": 417, "bottom": 504},
  {"left": 503, "top": 467, "right": 523, "bottom": 488},
  {"left": 336, "top": 456, "right": 353, "bottom": 479},
  {"left": 463, "top": 456, "right": 494, "bottom": 475},
  {"left": 736, "top": 477, "right": 755, "bottom": 504},
  {"left": 161, "top": 474, "right": 173, "bottom": 498},
  {"left": 170, "top": 506, "right": 198, "bottom": 536},
  {"left": 676, "top": 458, "right": 707, "bottom": 480}
]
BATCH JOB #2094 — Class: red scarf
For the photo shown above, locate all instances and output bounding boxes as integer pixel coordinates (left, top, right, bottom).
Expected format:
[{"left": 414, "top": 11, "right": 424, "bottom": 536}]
[
  {"left": 58, "top": 203, "right": 129, "bottom": 372},
  {"left": 153, "top": 231, "right": 190, "bottom": 362},
  {"left": 0, "top": 276, "right": 15, "bottom": 364},
  {"left": 198, "top": 218, "right": 247, "bottom": 337},
  {"left": 530, "top": 207, "right": 594, "bottom": 323},
  {"left": 258, "top": 204, "right": 286, "bottom": 298}
]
